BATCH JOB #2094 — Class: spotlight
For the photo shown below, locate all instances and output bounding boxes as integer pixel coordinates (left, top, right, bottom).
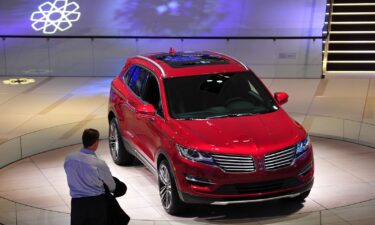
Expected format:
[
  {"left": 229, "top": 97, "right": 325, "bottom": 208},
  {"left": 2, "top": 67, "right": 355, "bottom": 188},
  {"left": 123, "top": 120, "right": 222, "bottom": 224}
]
[{"left": 3, "top": 78, "right": 36, "bottom": 85}]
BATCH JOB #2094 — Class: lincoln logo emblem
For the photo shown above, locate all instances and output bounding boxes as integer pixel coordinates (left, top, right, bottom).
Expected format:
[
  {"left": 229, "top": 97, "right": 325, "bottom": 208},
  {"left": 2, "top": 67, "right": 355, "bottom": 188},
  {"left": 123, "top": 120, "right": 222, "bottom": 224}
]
[{"left": 258, "top": 157, "right": 263, "bottom": 170}]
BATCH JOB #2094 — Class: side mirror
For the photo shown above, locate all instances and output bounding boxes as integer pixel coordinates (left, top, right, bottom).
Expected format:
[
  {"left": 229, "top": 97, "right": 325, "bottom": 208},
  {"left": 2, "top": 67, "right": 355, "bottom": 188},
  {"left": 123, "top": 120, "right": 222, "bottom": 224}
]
[
  {"left": 274, "top": 92, "right": 289, "bottom": 105},
  {"left": 135, "top": 104, "right": 156, "bottom": 119}
]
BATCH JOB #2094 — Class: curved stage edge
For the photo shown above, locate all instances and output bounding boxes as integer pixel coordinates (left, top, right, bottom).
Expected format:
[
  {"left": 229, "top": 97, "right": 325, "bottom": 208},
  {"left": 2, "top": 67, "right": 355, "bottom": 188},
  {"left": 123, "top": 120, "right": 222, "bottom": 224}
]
[{"left": 1, "top": 136, "right": 375, "bottom": 225}]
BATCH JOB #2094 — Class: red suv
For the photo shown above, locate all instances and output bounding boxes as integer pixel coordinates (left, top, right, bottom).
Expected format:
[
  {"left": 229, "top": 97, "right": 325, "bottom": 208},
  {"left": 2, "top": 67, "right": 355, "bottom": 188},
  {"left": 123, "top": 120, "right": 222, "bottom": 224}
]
[{"left": 108, "top": 49, "right": 314, "bottom": 214}]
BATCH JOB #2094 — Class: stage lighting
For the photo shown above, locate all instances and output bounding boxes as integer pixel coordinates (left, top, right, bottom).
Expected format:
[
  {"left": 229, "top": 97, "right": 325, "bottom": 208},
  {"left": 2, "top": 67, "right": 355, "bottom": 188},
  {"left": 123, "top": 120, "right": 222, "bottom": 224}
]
[{"left": 30, "top": 0, "right": 81, "bottom": 34}]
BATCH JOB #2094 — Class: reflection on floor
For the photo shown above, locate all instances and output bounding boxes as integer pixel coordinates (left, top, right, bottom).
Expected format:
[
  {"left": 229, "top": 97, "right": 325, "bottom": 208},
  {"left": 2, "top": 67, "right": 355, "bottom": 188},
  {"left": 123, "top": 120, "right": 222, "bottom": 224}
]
[
  {"left": 1, "top": 76, "right": 375, "bottom": 224},
  {"left": 1, "top": 137, "right": 375, "bottom": 224},
  {"left": 0, "top": 77, "right": 112, "bottom": 142}
]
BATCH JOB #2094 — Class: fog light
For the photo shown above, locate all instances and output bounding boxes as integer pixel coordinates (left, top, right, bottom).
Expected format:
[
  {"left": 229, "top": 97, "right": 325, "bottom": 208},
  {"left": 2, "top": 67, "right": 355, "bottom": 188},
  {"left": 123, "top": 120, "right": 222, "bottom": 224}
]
[
  {"left": 185, "top": 174, "right": 215, "bottom": 193},
  {"left": 185, "top": 174, "right": 214, "bottom": 186},
  {"left": 299, "top": 162, "right": 313, "bottom": 177}
]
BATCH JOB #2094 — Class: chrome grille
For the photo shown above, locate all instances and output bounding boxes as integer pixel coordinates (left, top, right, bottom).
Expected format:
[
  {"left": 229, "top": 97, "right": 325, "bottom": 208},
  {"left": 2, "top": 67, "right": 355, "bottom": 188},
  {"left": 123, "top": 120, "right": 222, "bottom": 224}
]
[
  {"left": 211, "top": 154, "right": 255, "bottom": 173},
  {"left": 264, "top": 146, "right": 296, "bottom": 170}
]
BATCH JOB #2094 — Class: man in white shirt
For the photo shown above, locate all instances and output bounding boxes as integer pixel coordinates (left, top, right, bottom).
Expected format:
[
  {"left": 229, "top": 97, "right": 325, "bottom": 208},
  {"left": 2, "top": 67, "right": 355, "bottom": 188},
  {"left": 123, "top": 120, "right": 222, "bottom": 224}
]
[{"left": 64, "top": 128, "right": 127, "bottom": 225}]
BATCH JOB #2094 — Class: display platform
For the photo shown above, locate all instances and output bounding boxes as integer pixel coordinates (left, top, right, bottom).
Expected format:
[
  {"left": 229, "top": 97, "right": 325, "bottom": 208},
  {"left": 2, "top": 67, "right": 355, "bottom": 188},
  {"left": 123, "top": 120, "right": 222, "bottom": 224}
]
[
  {"left": 1, "top": 76, "right": 375, "bottom": 224},
  {"left": 1, "top": 136, "right": 375, "bottom": 224}
]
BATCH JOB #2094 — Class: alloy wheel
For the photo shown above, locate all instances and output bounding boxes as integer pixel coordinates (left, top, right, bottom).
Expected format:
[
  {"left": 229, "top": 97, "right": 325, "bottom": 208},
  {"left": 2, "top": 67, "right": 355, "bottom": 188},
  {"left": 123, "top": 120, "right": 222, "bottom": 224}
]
[
  {"left": 159, "top": 163, "right": 173, "bottom": 210},
  {"left": 109, "top": 121, "right": 119, "bottom": 160}
]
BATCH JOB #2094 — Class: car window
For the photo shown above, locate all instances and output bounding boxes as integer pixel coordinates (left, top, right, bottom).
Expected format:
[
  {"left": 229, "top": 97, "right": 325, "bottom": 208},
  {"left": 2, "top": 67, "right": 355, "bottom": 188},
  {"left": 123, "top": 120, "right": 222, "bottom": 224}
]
[
  {"left": 129, "top": 67, "right": 148, "bottom": 97},
  {"left": 125, "top": 65, "right": 163, "bottom": 117},
  {"left": 164, "top": 71, "right": 279, "bottom": 119},
  {"left": 124, "top": 65, "right": 136, "bottom": 85},
  {"left": 136, "top": 69, "right": 149, "bottom": 96},
  {"left": 141, "top": 73, "right": 163, "bottom": 117},
  {"left": 128, "top": 66, "right": 140, "bottom": 89},
  {"left": 248, "top": 81, "right": 260, "bottom": 96}
]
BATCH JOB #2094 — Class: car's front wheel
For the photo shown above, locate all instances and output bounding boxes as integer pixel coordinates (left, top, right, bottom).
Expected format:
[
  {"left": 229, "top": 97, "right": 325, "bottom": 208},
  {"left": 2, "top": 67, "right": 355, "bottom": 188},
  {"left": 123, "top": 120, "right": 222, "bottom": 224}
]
[
  {"left": 158, "top": 160, "right": 185, "bottom": 215},
  {"left": 109, "top": 118, "right": 134, "bottom": 165}
]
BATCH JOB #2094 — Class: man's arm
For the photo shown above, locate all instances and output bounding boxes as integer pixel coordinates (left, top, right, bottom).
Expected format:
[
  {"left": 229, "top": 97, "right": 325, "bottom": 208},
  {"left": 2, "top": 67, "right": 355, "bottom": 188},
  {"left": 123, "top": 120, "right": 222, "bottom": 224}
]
[{"left": 97, "top": 161, "right": 116, "bottom": 192}]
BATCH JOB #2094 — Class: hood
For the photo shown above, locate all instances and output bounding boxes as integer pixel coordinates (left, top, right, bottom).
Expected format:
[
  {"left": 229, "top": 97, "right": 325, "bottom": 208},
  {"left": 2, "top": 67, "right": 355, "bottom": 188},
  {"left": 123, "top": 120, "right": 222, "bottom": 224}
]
[{"left": 169, "top": 109, "right": 305, "bottom": 156}]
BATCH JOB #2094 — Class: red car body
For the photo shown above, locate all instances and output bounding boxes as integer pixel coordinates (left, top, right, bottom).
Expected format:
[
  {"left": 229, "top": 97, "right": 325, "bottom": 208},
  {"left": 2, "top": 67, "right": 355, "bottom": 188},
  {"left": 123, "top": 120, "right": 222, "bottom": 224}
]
[{"left": 108, "top": 50, "right": 314, "bottom": 214}]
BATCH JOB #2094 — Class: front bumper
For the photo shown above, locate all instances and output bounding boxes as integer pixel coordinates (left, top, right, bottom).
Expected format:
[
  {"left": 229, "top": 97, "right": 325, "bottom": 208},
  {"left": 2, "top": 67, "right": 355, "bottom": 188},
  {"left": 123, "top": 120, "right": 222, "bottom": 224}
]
[
  {"left": 171, "top": 146, "right": 314, "bottom": 204},
  {"left": 179, "top": 177, "right": 313, "bottom": 205}
]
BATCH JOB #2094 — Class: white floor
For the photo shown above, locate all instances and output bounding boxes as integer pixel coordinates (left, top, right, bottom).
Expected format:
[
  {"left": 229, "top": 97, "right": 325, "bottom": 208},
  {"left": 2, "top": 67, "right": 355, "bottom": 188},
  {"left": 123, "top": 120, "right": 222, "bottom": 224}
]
[
  {"left": 1, "top": 76, "right": 375, "bottom": 224},
  {"left": 1, "top": 137, "right": 375, "bottom": 224},
  {"left": 0, "top": 77, "right": 112, "bottom": 143}
]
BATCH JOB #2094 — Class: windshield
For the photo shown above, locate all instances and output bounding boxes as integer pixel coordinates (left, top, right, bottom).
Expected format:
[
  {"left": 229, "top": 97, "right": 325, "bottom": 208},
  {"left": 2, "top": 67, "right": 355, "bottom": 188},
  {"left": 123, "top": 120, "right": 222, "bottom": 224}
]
[{"left": 164, "top": 71, "right": 279, "bottom": 120}]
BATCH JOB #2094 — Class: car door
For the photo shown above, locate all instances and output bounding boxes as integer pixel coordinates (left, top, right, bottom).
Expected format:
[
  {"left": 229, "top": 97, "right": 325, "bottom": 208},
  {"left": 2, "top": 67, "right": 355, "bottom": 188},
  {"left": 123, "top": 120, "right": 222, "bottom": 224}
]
[
  {"left": 132, "top": 70, "right": 164, "bottom": 163},
  {"left": 117, "top": 65, "right": 147, "bottom": 150}
]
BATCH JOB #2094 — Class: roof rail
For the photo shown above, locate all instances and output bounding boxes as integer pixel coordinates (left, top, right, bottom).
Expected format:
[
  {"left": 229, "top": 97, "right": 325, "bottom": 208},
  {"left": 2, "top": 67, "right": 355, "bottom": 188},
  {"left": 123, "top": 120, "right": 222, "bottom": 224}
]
[{"left": 136, "top": 55, "right": 166, "bottom": 78}]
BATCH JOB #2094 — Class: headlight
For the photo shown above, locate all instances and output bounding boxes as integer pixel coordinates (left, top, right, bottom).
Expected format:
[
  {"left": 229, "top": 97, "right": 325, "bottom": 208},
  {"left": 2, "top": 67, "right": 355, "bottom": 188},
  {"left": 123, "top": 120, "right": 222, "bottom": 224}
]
[
  {"left": 176, "top": 144, "right": 215, "bottom": 165},
  {"left": 296, "top": 136, "right": 310, "bottom": 157}
]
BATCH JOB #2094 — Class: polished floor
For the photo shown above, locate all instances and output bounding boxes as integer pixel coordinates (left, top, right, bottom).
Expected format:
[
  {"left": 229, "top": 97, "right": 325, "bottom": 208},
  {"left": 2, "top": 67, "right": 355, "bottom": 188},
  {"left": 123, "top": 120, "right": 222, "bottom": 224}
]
[
  {"left": 1, "top": 76, "right": 375, "bottom": 224},
  {"left": 0, "top": 77, "right": 111, "bottom": 143},
  {"left": 1, "top": 137, "right": 375, "bottom": 224}
]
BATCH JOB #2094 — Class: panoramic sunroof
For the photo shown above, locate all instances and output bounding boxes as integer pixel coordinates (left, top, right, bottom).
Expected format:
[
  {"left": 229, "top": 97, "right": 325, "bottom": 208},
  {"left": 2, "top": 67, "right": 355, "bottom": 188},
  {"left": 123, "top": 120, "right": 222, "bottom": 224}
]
[{"left": 154, "top": 52, "right": 229, "bottom": 68}]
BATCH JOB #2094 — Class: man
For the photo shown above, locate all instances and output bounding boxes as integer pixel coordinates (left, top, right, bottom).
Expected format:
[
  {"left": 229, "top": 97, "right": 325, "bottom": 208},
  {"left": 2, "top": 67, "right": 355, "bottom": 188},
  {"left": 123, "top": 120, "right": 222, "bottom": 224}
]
[{"left": 64, "top": 128, "right": 128, "bottom": 225}]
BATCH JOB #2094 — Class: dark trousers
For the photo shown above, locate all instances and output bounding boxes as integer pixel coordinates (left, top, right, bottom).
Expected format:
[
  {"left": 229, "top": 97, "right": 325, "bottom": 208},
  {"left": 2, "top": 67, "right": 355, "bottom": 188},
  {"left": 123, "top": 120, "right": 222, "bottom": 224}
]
[{"left": 71, "top": 195, "right": 108, "bottom": 225}]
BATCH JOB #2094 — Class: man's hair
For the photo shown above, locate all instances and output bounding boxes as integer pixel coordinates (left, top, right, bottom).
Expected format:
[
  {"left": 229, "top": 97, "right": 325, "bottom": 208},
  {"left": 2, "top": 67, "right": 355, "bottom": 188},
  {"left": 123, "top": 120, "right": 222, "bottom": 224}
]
[{"left": 82, "top": 128, "right": 100, "bottom": 148}]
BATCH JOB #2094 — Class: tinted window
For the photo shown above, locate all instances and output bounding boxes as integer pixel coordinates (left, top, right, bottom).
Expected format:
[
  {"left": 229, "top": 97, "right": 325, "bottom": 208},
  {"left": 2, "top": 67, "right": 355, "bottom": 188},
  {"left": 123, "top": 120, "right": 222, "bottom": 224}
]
[
  {"left": 142, "top": 74, "right": 163, "bottom": 117},
  {"left": 127, "top": 66, "right": 149, "bottom": 97},
  {"left": 128, "top": 66, "right": 140, "bottom": 89},
  {"left": 164, "top": 72, "right": 279, "bottom": 120},
  {"left": 126, "top": 65, "right": 163, "bottom": 116},
  {"left": 124, "top": 65, "right": 136, "bottom": 84}
]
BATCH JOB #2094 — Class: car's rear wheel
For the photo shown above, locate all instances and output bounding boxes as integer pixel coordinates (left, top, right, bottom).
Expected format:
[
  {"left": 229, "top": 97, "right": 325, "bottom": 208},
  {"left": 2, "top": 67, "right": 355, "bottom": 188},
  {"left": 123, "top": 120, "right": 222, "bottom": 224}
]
[
  {"left": 109, "top": 118, "right": 134, "bottom": 165},
  {"left": 158, "top": 160, "right": 185, "bottom": 215}
]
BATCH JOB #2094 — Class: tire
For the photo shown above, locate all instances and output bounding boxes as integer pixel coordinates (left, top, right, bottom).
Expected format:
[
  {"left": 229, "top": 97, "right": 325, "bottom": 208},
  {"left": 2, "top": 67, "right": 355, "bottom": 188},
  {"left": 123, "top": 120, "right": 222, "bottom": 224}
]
[
  {"left": 108, "top": 118, "right": 134, "bottom": 165},
  {"left": 158, "top": 160, "right": 186, "bottom": 215}
]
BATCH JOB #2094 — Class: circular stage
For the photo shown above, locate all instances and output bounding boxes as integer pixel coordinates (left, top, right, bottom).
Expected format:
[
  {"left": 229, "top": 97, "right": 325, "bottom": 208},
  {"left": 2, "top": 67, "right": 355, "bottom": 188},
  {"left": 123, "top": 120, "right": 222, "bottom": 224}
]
[{"left": 1, "top": 136, "right": 375, "bottom": 224}]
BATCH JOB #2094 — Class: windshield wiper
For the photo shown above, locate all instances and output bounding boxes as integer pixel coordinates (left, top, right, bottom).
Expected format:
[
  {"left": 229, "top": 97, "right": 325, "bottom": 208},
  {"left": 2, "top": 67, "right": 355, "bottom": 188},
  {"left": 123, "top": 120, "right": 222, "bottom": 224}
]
[
  {"left": 204, "top": 113, "right": 258, "bottom": 119},
  {"left": 179, "top": 117, "right": 209, "bottom": 120},
  {"left": 179, "top": 117, "right": 196, "bottom": 120}
]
